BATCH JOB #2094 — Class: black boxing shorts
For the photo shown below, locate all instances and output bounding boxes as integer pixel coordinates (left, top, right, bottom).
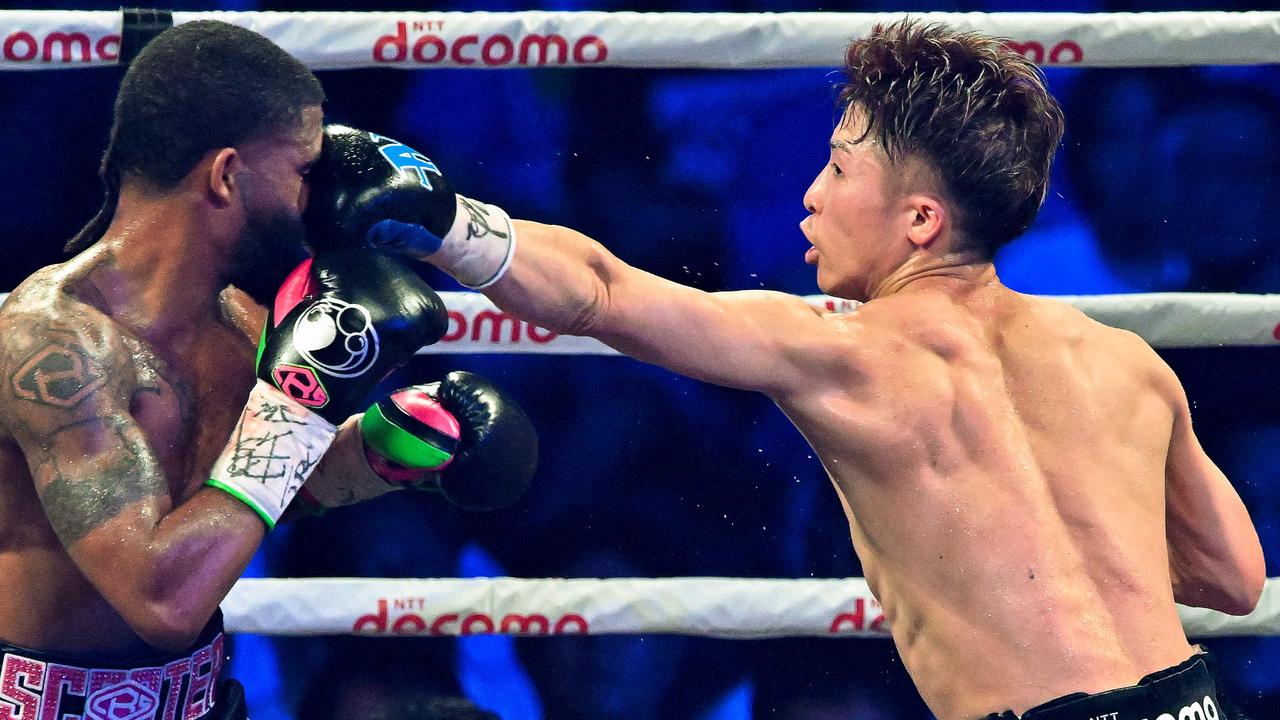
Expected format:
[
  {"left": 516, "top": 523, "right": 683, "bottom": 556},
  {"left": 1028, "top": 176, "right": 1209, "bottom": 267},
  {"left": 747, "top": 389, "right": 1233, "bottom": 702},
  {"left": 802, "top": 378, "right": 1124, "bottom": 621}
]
[
  {"left": 0, "top": 611, "right": 246, "bottom": 720},
  {"left": 984, "top": 651, "right": 1248, "bottom": 720}
]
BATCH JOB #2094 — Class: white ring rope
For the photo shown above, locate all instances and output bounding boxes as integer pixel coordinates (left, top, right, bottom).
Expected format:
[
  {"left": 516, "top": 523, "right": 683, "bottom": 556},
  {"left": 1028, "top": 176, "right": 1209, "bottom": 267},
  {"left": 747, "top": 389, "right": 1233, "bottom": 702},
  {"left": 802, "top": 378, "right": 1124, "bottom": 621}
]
[
  {"left": 1, "top": 11, "right": 1280, "bottom": 70},
  {"left": 423, "top": 292, "right": 1280, "bottom": 354},
  {"left": 1, "top": 291, "right": 1276, "bottom": 352},
  {"left": 220, "top": 576, "right": 1280, "bottom": 639}
]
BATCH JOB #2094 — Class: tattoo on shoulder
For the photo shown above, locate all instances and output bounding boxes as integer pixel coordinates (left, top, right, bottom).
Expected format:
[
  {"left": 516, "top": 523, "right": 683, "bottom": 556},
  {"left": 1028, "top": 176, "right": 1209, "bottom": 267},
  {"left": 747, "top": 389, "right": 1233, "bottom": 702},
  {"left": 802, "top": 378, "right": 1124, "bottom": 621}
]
[
  {"left": 34, "top": 418, "right": 160, "bottom": 545},
  {"left": 9, "top": 328, "right": 105, "bottom": 409}
]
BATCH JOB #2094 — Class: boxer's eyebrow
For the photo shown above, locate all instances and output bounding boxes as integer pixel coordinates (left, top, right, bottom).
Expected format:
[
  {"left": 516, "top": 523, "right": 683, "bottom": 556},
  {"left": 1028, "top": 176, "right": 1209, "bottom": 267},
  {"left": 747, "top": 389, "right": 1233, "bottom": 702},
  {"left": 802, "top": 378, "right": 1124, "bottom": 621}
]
[{"left": 829, "top": 140, "right": 853, "bottom": 153}]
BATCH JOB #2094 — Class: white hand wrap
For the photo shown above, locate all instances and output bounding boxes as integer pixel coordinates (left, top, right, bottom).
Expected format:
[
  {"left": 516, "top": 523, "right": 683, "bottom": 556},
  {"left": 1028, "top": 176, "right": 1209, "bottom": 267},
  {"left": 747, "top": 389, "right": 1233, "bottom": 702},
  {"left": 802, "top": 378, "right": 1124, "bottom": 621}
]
[
  {"left": 425, "top": 195, "right": 517, "bottom": 289},
  {"left": 206, "top": 380, "right": 338, "bottom": 529}
]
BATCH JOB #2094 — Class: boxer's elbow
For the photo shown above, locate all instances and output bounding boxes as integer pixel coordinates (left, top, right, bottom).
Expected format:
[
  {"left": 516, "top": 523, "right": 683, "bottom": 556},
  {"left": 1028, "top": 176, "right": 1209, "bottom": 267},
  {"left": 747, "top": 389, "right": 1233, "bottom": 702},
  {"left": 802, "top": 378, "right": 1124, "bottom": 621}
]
[
  {"left": 126, "top": 601, "right": 207, "bottom": 653},
  {"left": 127, "top": 568, "right": 216, "bottom": 651},
  {"left": 561, "top": 239, "right": 617, "bottom": 337},
  {"left": 1216, "top": 536, "right": 1267, "bottom": 616},
  {"left": 1177, "top": 554, "right": 1265, "bottom": 616},
  {"left": 1205, "top": 583, "right": 1261, "bottom": 617},
  {"left": 1225, "top": 550, "right": 1266, "bottom": 616}
]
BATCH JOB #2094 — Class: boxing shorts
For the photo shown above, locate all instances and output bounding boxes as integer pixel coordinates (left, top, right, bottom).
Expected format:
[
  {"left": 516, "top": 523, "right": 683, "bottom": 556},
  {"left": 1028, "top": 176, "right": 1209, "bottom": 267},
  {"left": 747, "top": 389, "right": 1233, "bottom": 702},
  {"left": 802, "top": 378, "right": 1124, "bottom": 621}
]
[
  {"left": 985, "top": 650, "right": 1248, "bottom": 720},
  {"left": 0, "top": 611, "right": 246, "bottom": 720}
]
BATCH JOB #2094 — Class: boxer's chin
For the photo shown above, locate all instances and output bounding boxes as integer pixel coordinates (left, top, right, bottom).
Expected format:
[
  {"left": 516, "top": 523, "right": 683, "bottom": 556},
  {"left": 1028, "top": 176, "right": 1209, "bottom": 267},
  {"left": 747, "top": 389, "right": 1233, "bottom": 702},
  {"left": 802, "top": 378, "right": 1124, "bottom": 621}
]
[
  {"left": 815, "top": 267, "right": 864, "bottom": 303},
  {"left": 230, "top": 207, "right": 310, "bottom": 306}
]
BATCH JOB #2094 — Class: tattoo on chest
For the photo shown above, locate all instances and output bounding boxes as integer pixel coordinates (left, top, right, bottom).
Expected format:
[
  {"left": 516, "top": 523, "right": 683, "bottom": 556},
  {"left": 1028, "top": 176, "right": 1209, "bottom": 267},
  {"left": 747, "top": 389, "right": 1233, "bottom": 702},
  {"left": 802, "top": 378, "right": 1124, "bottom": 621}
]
[{"left": 9, "top": 329, "right": 104, "bottom": 409}]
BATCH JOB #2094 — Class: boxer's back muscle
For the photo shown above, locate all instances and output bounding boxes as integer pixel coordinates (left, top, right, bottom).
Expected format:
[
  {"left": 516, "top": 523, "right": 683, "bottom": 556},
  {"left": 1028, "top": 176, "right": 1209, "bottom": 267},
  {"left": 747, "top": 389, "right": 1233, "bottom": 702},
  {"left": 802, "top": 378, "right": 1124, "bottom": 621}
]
[
  {"left": 0, "top": 262, "right": 255, "bottom": 658},
  {"left": 779, "top": 288, "right": 1193, "bottom": 720}
]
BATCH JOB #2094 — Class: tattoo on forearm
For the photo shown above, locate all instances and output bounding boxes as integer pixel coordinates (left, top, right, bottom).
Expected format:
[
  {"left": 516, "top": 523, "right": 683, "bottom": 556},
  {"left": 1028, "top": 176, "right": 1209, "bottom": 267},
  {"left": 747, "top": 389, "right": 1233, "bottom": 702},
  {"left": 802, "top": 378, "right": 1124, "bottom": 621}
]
[
  {"left": 34, "top": 419, "right": 161, "bottom": 545},
  {"left": 10, "top": 330, "right": 104, "bottom": 409}
]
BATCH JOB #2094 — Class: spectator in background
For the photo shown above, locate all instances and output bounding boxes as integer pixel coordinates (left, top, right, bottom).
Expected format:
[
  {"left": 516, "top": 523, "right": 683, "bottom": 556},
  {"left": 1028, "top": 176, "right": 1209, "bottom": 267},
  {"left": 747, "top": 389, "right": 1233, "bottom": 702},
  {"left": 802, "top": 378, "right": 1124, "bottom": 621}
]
[
  {"left": 271, "top": 492, "right": 467, "bottom": 715},
  {"left": 1150, "top": 83, "right": 1280, "bottom": 293},
  {"left": 296, "top": 639, "right": 470, "bottom": 720},
  {"left": 1002, "top": 70, "right": 1280, "bottom": 295},
  {"left": 512, "top": 513, "right": 746, "bottom": 720},
  {"left": 997, "top": 69, "right": 1185, "bottom": 293},
  {"left": 751, "top": 638, "right": 930, "bottom": 719},
  {"left": 372, "top": 696, "right": 500, "bottom": 720}
]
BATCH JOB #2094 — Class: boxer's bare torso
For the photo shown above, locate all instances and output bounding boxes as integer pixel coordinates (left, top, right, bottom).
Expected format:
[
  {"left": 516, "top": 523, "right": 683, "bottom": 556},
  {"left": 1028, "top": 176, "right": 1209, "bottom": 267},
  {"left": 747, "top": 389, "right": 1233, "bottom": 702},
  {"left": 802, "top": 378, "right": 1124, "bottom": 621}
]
[
  {"left": 774, "top": 275, "right": 1195, "bottom": 719},
  {"left": 491, "top": 218, "right": 1260, "bottom": 719},
  {"left": 0, "top": 248, "right": 258, "bottom": 659}
]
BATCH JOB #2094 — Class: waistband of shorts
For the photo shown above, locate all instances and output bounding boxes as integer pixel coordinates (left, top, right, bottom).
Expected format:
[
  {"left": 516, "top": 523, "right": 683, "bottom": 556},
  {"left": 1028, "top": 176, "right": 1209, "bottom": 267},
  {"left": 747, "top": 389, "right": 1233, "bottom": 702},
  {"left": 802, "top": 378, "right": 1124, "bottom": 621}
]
[
  {"left": 986, "top": 651, "right": 1223, "bottom": 720},
  {"left": 0, "top": 611, "right": 227, "bottom": 719}
]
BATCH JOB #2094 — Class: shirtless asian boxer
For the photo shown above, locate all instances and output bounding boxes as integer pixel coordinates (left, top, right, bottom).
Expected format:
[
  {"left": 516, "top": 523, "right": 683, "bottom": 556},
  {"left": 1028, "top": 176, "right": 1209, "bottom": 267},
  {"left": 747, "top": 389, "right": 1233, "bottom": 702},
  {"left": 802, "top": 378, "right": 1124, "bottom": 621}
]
[
  {"left": 0, "top": 22, "right": 535, "bottom": 720},
  {"left": 304, "top": 19, "right": 1265, "bottom": 720}
]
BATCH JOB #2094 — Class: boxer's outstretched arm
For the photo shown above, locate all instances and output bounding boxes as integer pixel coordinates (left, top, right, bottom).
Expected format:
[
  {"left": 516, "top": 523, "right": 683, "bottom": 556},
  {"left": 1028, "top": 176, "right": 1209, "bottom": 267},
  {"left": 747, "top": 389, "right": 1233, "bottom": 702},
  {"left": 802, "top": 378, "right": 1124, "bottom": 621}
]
[
  {"left": 0, "top": 310, "right": 264, "bottom": 652},
  {"left": 490, "top": 220, "right": 869, "bottom": 395},
  {"left": 1164, "top": 377, "right": 1265, "bottom": 615}
]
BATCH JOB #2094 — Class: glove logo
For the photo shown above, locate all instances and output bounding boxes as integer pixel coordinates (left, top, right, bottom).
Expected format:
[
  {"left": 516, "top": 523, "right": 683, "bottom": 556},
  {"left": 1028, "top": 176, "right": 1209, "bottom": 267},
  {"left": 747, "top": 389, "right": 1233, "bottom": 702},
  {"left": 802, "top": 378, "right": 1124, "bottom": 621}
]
[
  {"left": 371, "top": 133, "right": 442, "bottom": 191},
  {"left": 292, "top": 298, "right": 381, "bottom": 378},
  {"left": 273, "top": 364, "right": 330, "bottom": 408}
]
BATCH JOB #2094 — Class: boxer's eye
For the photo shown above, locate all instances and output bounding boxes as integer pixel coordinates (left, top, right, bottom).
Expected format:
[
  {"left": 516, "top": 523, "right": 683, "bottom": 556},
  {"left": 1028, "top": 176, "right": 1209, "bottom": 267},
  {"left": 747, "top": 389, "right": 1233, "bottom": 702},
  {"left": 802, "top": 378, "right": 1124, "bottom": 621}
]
[{"left": 830, "top": 163, "right": 843, "bottom": 177}]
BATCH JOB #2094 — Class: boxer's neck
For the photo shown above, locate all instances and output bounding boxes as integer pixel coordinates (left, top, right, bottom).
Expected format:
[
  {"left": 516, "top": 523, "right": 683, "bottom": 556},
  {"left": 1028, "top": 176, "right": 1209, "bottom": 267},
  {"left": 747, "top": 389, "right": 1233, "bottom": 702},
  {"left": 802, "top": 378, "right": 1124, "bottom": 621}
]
[
  {"left": 89, "top": 187, "right": 228, "bottom": 344},
  {"left": 868, "top": 250, "right": 998, "bottom": 300}
]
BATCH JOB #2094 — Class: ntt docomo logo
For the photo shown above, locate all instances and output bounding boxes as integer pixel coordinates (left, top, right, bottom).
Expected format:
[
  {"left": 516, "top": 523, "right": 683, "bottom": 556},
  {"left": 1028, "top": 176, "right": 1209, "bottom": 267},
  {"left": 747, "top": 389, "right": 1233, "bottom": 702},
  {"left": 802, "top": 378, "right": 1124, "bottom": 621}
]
[
  {"left": 1002, "top": 38, "right": 1084, "bottom": 64},
  {"left": 374, "top": 21, "right": 607, "bottom": 66},
  {"left": 354, "top": 599, "right": 589, "bottom": 635},
  {"left": 828, "top": 598, "right": 888, "bottom": 634},
  {"left": 442, "top": 309, "right": 558, "bottom": 344},
  {"left": 2, "top": 30, "right": 119, "bottom": 63}
]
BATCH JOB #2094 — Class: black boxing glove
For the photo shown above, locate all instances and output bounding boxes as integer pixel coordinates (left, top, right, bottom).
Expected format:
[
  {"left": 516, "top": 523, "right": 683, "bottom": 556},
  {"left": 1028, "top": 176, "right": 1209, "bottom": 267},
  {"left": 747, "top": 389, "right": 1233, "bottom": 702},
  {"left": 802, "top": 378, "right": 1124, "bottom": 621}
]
[
  {"left": 360, "top": 371, "right": 537, "bottom": 510},
  {"left": 256, "top": 248, "right": 448, "bottom": 424},
  {"left": 209, "top": 249, "right": 447, "bottom": 527},
  {"left": 304, "top": 124, "right": 517, "bottom": 288}
]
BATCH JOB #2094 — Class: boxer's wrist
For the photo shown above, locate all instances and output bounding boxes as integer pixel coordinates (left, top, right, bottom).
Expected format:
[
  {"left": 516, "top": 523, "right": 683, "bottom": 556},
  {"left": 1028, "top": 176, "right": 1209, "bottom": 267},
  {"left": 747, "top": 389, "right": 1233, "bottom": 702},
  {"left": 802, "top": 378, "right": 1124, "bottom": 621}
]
[
  {"left": 424, "top": 195, "right": 516, "bottom": 289},
  {"left": 206, "top": 380, "right": 338, "bottom": 529},
  {"left": 295, "top": 413, "right": 411, "bottom": 511},
  {"left": 289, "top": 487, "right": 329, "bottom": 517}
]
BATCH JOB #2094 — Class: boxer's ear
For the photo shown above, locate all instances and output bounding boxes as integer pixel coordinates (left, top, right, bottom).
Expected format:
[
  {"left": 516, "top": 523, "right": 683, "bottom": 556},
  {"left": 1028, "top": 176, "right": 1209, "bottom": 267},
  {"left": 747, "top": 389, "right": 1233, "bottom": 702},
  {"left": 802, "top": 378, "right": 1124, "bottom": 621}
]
[
  {"left": 905, "top": 194, "right": 946, "bottom": 250},
  {"left": 206, "top": 147, "right": 241, "bottom": 207}
]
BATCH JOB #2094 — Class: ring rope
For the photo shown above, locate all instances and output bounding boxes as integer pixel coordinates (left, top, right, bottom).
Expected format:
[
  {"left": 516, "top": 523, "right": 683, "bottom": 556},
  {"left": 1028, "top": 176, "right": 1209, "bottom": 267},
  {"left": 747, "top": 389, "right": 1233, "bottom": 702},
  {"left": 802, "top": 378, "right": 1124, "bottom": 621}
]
[
  {"left": 410, "top": 292, "right": 1280, "bottom": 353},
  {"left": 1, "top": 10, "right": 1280, "bottom": 70},
  {"left": 2, "top": 292, "right": 1276, "bottom": 352},
  {"left": 220, "top": 576, "right": 1280, "bottom": 639}
]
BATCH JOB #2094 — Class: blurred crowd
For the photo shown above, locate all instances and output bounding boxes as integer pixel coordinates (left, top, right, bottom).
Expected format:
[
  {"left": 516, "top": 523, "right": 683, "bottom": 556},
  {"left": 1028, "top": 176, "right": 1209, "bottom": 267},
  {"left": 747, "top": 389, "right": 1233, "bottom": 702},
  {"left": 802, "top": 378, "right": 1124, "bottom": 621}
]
[{"left": 3, "top": 1, "right": 1279, "bottom": 718}]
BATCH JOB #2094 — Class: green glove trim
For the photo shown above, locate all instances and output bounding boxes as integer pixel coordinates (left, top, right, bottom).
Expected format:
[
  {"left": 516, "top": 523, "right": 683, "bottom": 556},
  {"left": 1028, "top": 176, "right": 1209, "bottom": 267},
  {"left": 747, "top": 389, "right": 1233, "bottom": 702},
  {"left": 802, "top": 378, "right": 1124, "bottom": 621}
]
[
  {"left": 207, "top": 478, "right": 278, "bottom": 530},
  {"left": 361, "top": 402, "right": 454, "bottom": 469}
]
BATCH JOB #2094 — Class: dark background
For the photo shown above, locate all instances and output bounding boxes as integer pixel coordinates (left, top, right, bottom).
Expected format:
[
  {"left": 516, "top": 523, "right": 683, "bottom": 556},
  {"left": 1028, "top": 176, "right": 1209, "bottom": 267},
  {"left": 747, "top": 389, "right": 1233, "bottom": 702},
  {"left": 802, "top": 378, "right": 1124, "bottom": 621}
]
[{"left": 3, "top": 1, "right": 1278, "bottom": 718}]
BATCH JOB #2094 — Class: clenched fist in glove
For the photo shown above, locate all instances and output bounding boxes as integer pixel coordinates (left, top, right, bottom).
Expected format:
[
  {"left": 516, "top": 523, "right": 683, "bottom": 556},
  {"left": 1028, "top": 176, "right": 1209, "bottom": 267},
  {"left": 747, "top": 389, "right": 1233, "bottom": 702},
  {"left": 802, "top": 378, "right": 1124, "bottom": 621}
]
[
  {"left": 304, "top": 124, "right": 516, "bottom": 288},
  {"left": 299, "top": 371, "right": 537, "bottom": 512}
]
